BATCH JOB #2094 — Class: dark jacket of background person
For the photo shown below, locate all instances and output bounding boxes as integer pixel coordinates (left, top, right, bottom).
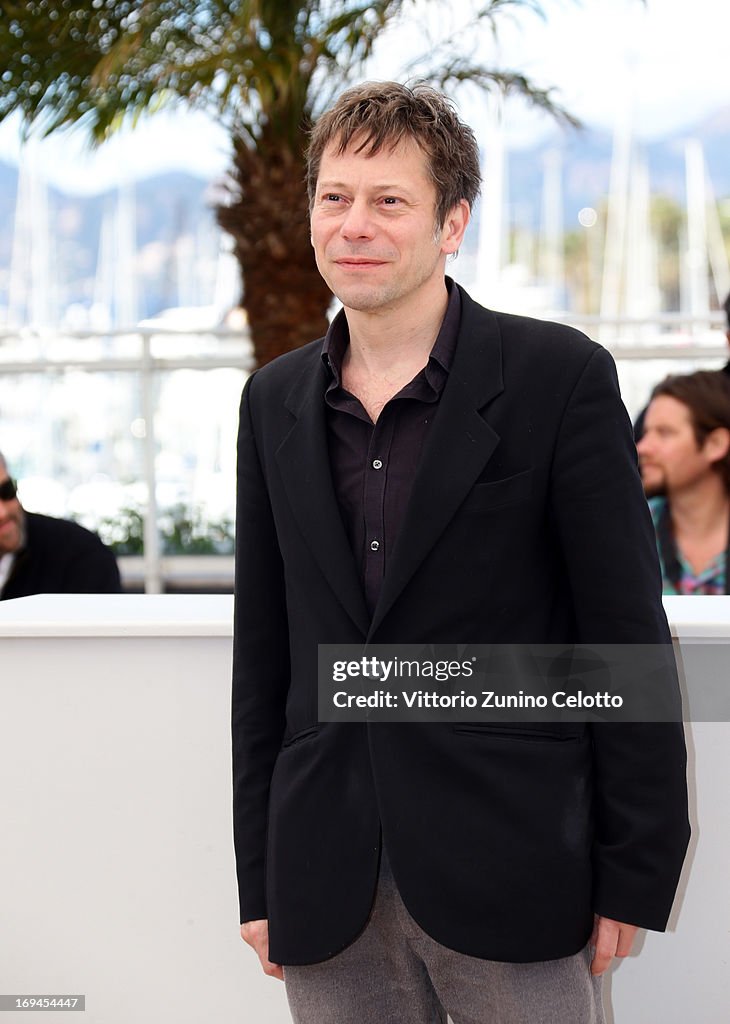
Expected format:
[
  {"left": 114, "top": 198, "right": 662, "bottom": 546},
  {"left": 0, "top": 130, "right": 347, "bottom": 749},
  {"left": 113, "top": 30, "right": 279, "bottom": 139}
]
[
  {"left": 232, "top": 285, "right": 690, "bottom": 967},
  {"left": 0, "top": 511, "right": 122, "bottom": 600}
]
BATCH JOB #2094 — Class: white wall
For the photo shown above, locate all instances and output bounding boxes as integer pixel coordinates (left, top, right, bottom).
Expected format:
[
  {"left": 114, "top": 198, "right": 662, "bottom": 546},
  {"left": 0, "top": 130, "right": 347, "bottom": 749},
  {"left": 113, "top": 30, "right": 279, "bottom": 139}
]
[{"left": 0, "top": 597, "right": 290, "bottom": 1024}]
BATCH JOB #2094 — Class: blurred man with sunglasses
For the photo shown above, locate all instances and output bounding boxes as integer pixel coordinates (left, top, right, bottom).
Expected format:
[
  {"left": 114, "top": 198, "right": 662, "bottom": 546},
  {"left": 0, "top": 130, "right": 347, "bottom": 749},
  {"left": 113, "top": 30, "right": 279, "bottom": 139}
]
[{"left": 0, "top": 451, "right": 121, "bottom": 600}]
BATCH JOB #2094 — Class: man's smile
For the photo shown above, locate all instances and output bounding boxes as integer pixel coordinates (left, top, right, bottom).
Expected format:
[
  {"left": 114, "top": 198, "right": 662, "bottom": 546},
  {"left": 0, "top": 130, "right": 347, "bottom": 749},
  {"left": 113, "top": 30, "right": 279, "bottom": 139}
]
[{"left": 333, "top": 257, "right": 388, "bottom": 268}]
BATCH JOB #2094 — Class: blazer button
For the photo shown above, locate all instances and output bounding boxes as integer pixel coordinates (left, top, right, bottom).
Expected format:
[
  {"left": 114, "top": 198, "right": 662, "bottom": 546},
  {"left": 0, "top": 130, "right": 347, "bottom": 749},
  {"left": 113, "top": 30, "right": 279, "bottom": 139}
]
[
  {"left": 372, "top": 459, "right": 383, "bottom": 470},
  {"left": 370, "top": 540, "right": 380, "bottom": 551}
]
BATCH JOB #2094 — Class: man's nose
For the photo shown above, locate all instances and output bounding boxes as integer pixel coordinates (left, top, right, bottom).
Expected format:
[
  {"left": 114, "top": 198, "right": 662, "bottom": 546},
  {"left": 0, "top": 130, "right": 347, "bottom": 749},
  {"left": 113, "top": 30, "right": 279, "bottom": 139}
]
[
  {"left": 636, "top": 434, "right": 652, "bottom": 457},
  {"left": 340, "top": 198, "right": 375, "bottom": 240}
]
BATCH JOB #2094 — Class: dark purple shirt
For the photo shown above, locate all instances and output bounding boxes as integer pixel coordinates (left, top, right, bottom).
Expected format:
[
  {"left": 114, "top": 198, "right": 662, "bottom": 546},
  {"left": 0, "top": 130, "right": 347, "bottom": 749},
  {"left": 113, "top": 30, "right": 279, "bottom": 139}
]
[{"left": 321, "top": 280, "right": 461, "bottom": 615}]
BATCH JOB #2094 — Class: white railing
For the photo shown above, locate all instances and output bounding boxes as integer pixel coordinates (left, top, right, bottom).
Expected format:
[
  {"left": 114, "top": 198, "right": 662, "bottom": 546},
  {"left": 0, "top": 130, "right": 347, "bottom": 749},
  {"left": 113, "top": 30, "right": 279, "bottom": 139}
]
[{"left": 0, "top": 315, "right": 727, "bottom": 593}]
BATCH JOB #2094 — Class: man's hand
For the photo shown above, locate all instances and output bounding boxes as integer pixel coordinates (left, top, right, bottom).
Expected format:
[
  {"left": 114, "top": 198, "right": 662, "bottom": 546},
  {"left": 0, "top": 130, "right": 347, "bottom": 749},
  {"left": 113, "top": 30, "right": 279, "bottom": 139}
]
[
  {"left": 590, "top": 915, "right": 639, "bottom": 975},
  {"left": 241, "top": 919, "right": 284, "bottom": 981}
]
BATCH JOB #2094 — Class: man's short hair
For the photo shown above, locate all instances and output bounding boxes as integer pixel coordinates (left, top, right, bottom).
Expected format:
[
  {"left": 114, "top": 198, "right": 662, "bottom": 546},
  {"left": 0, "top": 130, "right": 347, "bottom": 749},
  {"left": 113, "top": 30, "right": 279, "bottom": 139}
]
[
  {"left": 723, "top": 290, "right": 730, "bottom": 332},
  {"left": 306, "top": 81, "right": 482, "bottom": 227},
  {"left": 651, "top": 370, "right": 730, "bottom": 491}
]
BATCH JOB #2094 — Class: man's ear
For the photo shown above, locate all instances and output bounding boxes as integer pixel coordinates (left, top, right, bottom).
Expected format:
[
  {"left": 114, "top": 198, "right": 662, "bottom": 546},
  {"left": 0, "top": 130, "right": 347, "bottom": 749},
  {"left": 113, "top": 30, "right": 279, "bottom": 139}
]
[
  {"left": 440, "top": 200, "right": 470, "bottom": 256},
  {"left": 704, "top": 426, "right": 730, "bottom": 464}
]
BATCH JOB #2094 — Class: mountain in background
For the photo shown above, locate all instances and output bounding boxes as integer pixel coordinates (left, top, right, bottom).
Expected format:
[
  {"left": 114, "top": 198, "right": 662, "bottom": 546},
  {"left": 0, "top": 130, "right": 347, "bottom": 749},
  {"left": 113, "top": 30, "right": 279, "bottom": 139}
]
[
  {"left": 507, "top": 104, "right": 730, "bottom": 232},
  {"left": 0, "top": 169, "right": 221, "bottom": 322}
]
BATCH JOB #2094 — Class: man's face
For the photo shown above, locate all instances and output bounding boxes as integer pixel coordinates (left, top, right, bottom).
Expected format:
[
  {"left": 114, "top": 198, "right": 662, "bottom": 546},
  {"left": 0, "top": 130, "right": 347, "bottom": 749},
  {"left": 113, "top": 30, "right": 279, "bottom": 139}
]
[
  {"left": 637, "top": 395, "right": 719, "bottom": 498},
  {"left": 0, "top": 467, "right": 23, "bottom": 555},
  {"left": 310, "top": 136, "right": 467, "bottom": 316}
]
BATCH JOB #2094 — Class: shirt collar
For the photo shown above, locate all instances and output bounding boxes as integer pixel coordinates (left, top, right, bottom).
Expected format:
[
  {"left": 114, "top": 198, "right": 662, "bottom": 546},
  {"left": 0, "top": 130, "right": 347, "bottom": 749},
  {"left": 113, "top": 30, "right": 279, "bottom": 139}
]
[
  {"left": 321, "top": 277, "right": 461, "bottom": 386},
  {"left": 0, "top": 552, "right": 15, "bottom": 593}
]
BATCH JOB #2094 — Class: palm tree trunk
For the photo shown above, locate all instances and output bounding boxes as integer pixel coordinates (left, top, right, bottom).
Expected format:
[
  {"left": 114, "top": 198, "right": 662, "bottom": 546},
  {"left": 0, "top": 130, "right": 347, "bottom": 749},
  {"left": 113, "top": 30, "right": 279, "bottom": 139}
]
[{"left": 216, "top": 129, "right": 333, "bottom": 367}]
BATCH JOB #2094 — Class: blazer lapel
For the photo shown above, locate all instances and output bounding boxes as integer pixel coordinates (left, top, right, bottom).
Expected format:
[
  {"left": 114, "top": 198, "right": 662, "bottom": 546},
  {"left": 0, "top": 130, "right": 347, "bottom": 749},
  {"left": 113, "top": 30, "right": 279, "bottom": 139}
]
[
  {"left": 276, "top": 356, "right": 371, "bottom": 636},
  {"left": 369, "top": 293, "right": 505, "bottom": 637}
]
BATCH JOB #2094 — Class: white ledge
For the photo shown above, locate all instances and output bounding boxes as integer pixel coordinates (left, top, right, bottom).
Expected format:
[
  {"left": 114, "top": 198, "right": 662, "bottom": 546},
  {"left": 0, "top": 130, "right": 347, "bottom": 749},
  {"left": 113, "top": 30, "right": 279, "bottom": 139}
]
[
  {"left": 0, "top": 593, "right": 234, "bottom": 637},
  {"left": 0, "top": 593, "right": 728, "bottom": 640},
  {"left": 664, "top": 596, "right": 730, "bottom": 639}
]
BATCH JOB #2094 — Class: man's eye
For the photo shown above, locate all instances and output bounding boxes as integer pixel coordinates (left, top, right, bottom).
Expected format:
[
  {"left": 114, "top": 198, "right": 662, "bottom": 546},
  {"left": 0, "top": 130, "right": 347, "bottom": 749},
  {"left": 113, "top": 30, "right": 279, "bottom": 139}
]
[
  {"left": 382, "top": 197, "right": 399, "bottom": 205},
  {"left": 325, "top": 194, "right": 342, "bottom": 202}
]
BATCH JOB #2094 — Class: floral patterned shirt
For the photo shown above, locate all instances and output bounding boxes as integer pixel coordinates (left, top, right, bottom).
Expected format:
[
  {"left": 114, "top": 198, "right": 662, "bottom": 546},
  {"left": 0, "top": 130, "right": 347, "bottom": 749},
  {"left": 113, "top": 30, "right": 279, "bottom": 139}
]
[{"left": 649, "top": 497, "right": 727, "bottom": 595}]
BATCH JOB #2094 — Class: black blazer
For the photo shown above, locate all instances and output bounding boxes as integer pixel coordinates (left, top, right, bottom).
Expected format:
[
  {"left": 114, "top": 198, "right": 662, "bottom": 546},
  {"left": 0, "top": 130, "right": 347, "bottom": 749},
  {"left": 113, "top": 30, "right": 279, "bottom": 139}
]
[
  {"left": 232, "top": 286, "right": 689, "bottom": 965},
  {"left": 1, "top": 512, "right": 122, "bottom": 600}
]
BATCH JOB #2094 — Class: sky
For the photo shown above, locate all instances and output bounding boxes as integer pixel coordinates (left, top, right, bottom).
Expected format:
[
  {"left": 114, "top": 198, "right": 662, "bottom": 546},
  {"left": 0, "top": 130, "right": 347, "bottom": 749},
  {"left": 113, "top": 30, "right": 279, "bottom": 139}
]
[{"left": 0, "top": 0, "right": 727, "bottom": 194}]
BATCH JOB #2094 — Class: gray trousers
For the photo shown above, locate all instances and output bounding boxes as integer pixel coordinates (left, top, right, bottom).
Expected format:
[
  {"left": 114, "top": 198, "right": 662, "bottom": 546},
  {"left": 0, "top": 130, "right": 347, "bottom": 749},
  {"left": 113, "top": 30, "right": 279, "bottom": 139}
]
[{"left": 284, "top": 850, "right": 605, "bottom": 1024}]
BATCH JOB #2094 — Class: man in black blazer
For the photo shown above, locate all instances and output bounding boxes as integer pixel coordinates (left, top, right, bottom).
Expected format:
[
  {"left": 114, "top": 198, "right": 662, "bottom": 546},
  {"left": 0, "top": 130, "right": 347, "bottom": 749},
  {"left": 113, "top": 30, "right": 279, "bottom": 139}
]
[
  {"left": 0, "top": 453, "right": 121, "bottom": 599},
  {"left": 232, "top": 83, "right": 689, "bottom": 1022}
]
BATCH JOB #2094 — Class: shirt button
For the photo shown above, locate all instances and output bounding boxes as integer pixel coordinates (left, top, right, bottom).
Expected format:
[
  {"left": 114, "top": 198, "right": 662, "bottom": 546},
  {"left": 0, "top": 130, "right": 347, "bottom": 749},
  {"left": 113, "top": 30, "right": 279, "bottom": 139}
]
[
  {"left": 372, "top": 459, "right": 383, "bottom": 470},
  {"left": 370, "top": 540, "right": 380, "bottom": 552}
]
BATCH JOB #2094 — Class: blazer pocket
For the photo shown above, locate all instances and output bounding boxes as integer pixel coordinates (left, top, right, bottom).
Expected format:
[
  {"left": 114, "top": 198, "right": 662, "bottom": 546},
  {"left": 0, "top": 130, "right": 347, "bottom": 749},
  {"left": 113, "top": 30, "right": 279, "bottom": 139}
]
[
  {"left": 281, "top": 726, "right": 319, "bottom": 749},
  {"left": 453, "top": 723, "right": 580, "bottom": 742},
  {"left": 460, "top": 468, "right": 533, "bottom": 513}
]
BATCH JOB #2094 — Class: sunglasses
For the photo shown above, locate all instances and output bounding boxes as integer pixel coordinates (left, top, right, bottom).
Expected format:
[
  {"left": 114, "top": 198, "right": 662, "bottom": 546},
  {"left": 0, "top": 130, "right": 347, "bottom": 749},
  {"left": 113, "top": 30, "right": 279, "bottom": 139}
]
[{"left": 0, "top": 478, "right": 18, "bottom": 501}]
